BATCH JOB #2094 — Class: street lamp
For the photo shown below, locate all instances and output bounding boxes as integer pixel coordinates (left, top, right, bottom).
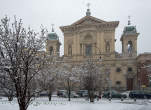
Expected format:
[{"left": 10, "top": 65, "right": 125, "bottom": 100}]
[{"left": 106, "top": 68, "right": 112, "bottom": 100}]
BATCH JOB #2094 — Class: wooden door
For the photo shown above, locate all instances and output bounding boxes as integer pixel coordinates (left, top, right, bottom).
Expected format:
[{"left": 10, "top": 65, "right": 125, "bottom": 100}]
[{"left": 127, "top": 78, "right": 133, "bottom": 90}]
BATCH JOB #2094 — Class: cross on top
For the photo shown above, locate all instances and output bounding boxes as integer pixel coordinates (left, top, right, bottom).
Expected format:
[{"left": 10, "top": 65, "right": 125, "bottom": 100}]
[
  {"left": 128, "top": 16, "right": 131, "bottom": 25},
  {"left": 87, "top": 3, "right": 90, "bottom": 9},
  {"left": 128, "top": 16, "right": 130, "bottom": 19},
  {"left": 51, "top": 24, "right": 54, "bottom": 32}
]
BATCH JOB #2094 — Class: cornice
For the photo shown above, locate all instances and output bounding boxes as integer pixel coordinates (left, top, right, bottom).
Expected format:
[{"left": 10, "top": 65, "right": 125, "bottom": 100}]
[{"left": 60, "top": 22, "right": 119, "bottom": 34}]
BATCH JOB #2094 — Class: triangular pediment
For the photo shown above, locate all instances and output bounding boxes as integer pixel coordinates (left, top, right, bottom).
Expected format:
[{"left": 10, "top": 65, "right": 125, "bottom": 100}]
[
  {"left": 71, "top": 16, "right": 106, "bottom": 26},
  {"left": 60, "top": 16, "right": 119, "bottom": 32}
]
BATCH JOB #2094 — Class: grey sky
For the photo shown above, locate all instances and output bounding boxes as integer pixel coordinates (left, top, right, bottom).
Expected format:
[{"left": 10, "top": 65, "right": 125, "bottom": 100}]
[{"left": 0, "top": 0, "right": 151, "bottom": 55}]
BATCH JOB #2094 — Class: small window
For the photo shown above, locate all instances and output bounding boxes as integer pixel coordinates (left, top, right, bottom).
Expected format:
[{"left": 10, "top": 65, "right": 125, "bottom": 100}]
[
  {"left": 116, "top": 81, "right": 121, "bottom": 85},
  {"left": 146, "top": 60, "right": 151, "bottom": 63},
  {"left": 49, "top": 46, "right": 53, "bottom": 55},
  {"left": 116, "top": 68, "right": 121, "bottom": 72},
  {"left": 128, "top": 67, "right": 133, "bottom": 72}
]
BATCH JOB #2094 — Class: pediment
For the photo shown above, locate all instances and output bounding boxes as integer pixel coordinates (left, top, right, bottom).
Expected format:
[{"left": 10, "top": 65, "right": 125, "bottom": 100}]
[
  {"left": 60, "top": 16, "right": 119, "bottom": 33},
  {"left": 71, "top": 16, "right": 106, "bottom": 26}
]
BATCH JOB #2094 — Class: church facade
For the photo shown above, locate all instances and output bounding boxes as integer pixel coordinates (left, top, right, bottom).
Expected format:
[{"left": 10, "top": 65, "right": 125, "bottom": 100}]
[{"left": 46, "top": 8, "right": 140, "bottom": 91}]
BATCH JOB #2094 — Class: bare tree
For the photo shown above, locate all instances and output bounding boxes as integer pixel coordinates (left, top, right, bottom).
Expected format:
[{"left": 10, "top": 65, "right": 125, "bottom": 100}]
[
  {"left": 38, "top": 56, "right": 58, "bottom": 101},
  {"left": 0, "top": 16, "right": 46, "bottom": 110},
  {"left": 58, "top": 64, "right": 79, "bottom": 101},
  {"left": 79, "top": 60, "right": 103, "bottom": 102}
]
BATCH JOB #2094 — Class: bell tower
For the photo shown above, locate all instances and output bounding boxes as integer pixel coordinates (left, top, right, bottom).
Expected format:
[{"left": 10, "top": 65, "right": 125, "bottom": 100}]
[
  {"left": 120, "top": 17, "right": 139, "bottom": 57},
  {"left": 46, "top": 25, "right": 61, "bottom": 57}
]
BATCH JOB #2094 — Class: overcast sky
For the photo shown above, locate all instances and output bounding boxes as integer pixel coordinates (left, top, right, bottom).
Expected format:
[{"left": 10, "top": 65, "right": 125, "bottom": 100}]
[{"left": 0, "top": 0, "right": 151, "bottom": 55}]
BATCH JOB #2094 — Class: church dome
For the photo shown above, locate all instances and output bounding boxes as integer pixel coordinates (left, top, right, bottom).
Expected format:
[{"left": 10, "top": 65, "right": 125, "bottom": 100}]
[
  {"left": 47, "top": 32, "right": 59, "bottom": 40},
  {"left": 123, "top": 26, "right": 137, "bottom": 35},
  {"left": 122, "top": 17, "right": 138, "bottom": 36}
]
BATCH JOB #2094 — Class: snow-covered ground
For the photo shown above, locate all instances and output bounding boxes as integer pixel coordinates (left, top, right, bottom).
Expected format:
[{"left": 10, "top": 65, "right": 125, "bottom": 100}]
[{"left": 0, "top": 97, "right": 151, "bottom": 110}]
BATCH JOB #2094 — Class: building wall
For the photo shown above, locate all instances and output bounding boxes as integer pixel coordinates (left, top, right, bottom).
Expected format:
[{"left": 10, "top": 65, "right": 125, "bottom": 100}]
[{"left": 137, "top": 53, "right": 151, "bottom": 89}]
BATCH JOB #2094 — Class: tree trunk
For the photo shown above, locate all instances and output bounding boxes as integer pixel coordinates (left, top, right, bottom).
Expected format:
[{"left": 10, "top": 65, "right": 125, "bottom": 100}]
[
  {"left": 8, "top": 96, "right": 13, "bottom": 101},
  {"left": 90, "top": 97, "right": 94, "bottom": 102},
  {"left": 19, "top": 106, "right": 26, "bottom": 110},
  {"left": 18, "top": 97, "right": 29, "bottom": 110},
  {"left": 19, "top": 103, "right": 27, "bottom": 110},
  {"left": 68, "top": 90, "right": 71, "bottom": 101},
  {"left": 89, "top": 91, "right": 94, "bottom": 103},
  {"left": 67, "top": 79, "right": 71, "bottom": 101},
  {"left": 89, "top": 94, "right": 94, "bottom": 103},
  {"left": 48, "top": 93, "right": 52, "bottom": 101}
]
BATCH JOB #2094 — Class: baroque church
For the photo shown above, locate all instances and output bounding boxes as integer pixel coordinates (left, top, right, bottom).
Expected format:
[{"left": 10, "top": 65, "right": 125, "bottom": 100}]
[{"left": 46, "top": 7, "right": 140, "bottom": 91}]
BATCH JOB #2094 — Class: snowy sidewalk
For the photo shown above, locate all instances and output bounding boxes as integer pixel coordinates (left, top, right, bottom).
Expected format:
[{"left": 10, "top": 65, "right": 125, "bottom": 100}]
[{"left": 0, "top": 97, "right": 151, "bottom": 110}]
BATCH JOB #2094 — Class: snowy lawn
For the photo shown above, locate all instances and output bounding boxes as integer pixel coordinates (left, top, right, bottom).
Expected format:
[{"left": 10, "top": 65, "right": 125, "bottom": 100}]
[{"left": 0, "top": 97, "right": 151, "bottom": 110}]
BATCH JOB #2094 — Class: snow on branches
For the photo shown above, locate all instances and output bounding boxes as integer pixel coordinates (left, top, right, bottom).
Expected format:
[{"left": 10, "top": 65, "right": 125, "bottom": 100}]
[{"left": 0, "top": 16, "right": 47, "bottom": 110}]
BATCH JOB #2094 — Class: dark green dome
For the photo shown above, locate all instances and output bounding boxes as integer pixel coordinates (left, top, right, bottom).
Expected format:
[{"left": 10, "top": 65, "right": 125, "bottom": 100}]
[
  {"left": 125, "top": 26, "right": 136, "bottom": 32},
  {"left": 123, "top": 26, "right": 137, "bottom": 35},
  {"left": 47, "top": 32, "right": 59, "bottom": 40}
]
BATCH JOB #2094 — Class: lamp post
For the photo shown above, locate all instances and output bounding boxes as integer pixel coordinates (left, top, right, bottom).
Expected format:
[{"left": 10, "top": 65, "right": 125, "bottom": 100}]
[{"left": 106, "top": 68, "right": 111, "bottom": 100}]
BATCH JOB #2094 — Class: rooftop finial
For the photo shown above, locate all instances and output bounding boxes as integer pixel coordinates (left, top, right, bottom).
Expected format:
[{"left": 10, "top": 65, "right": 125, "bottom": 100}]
[
  {"left": 51, "top": 24, "right": 54, "bottom": 32},
  {"left": 128, "top": 16, "right": 131, "bottom": 25},
  {"left": 87, "top": 3, "right": 90, "bottom": 9},
  {"left": 86, "top": 3, "right": 91, "bottom": 16}
]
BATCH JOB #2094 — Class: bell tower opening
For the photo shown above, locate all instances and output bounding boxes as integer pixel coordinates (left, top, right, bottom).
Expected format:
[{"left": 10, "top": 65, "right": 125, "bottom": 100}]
[{"left": 127, "top": 41, "right": 133, "bottom": 54}]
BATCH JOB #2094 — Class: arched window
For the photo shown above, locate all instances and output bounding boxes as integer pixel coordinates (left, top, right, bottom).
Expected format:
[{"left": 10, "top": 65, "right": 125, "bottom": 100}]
[
  {"left": 68, "top": 45, "right": 72, "bottom": 56},
  {"left": 127, "top": 41, "right": 133, "bottom": 54},
  {"left": 49, "top": 46, "right": 53, "bottom": 55}
]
